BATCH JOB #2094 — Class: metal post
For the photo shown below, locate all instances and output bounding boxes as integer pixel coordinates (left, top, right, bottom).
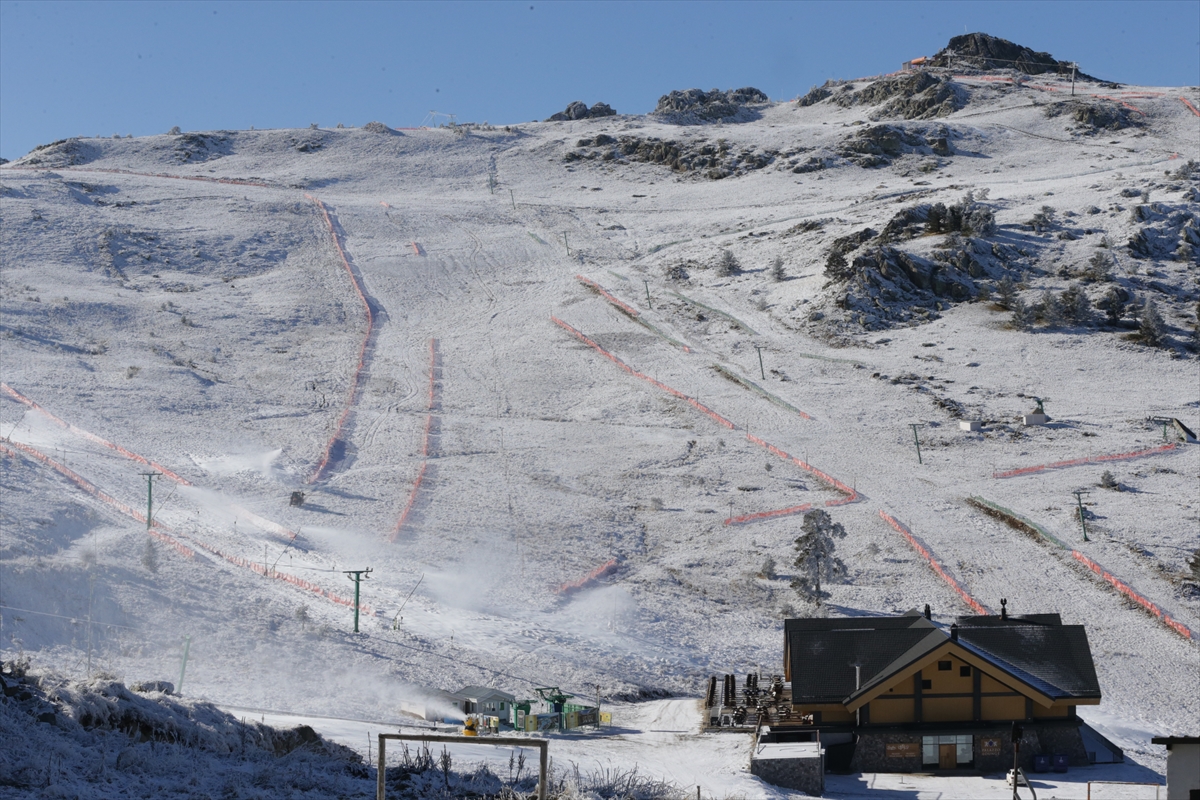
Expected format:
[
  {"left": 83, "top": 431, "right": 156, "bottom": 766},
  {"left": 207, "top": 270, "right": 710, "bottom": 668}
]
[
  {"left": 755, "top": 345, "right": 766, "bottom": 380},
  {"left": 140, "top": 471, "right": 161, "bottom": 529},
  {"left": 509, "top": 189, "right": 515, "bottom": 209},
  {"left": 1070, "top": 62, "right": 1077, "bottom": 96},
  {"left": 1073, "top": 490, "right": 1090, "bottom": 541},
  {"left": 643, "top": 280, "right": 652, "bottom": 309},
  {"left": 563, "top": 232, "right": 569, "bottom": 255},
  {"left": 178, "top": 635, "right": 191, "bottom": 694},
  {"left": 344, "top": 568, "right": 372, "bottom": 633},
  {"left": 910, "top": 424, "right": 923, "bottom": 465}
]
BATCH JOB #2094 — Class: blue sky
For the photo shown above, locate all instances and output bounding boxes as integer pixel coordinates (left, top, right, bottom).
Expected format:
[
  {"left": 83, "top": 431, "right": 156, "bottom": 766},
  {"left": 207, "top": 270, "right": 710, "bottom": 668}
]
[{"left": 1, "top": 0, "right": 1197, "bottom": 161}]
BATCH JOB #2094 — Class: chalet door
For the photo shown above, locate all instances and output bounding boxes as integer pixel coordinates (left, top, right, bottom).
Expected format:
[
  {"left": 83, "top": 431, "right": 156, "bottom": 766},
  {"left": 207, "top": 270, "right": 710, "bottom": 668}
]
[{"left": 939, "top": 744, "right": 957, "bottom": 769}]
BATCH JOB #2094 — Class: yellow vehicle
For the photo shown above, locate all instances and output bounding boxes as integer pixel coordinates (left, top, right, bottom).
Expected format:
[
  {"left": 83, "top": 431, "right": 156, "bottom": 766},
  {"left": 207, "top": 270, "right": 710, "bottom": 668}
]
[{"left": 462, "top": 717, "right": 478, "bottom": 737}]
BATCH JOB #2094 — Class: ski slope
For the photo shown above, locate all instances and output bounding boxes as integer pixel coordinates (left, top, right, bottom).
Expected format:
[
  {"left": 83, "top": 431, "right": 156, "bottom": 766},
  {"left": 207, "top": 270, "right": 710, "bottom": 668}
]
[{"left": 1, "top": 69, "right": 1197, "bottom": 790}]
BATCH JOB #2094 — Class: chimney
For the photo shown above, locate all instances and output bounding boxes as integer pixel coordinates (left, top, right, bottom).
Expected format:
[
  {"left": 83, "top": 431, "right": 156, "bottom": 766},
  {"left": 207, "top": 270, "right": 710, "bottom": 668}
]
[
  {"left": 1000, "top": 598, "right": 1008, "bottom": 620},
  {"left": 924, "top": 603, "right": 932, "bottom": 620},
  {"left": 950, "top": 624, "right": 959, "bottom": 642}
]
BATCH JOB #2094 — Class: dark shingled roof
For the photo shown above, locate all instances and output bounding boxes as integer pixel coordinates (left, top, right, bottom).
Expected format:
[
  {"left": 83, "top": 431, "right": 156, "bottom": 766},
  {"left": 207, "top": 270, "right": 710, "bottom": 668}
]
[
  {"left": 955, "top": 613, "right": 1063, "bottom": 627},
  {"left": 957, "top": 626, "right": 1101, "bottom": 699},
  {"left": 785, "top": 611, "right": 1101, "bottom": 705}
]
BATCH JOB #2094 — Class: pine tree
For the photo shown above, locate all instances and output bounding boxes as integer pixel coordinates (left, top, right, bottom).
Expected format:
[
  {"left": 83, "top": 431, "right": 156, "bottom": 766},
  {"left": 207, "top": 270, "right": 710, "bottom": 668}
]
[
  {"left": 1010, "top": 298, "right": 1036, "bottom": 330},
  {"left": 791, "top": 510, "right": 847, "bottom": 606},
  {"left": 1039, "top": 290, "right": 1064, "bottom": 326},
  {"left": 1098, "top": 286, "right": 1126, "bottom": 326},
  {"left": 996, "top": 276, "right": 1017, "bottom": 309},
  {"left": 1060, "top": 284, "right": 1091, "bottom": 325},
  {"left": 769, "top": 256, "right": 785, "bottom": 282},
  {"left": 1138, "top": 298, "right": 1165, "bottom": 347},
  {"left": 716, "top": 249, "right": 741, "bottom": 277}
]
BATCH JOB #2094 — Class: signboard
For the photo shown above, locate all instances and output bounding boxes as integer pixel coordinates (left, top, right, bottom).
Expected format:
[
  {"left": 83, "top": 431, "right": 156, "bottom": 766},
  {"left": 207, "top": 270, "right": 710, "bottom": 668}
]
[
  {"left": 887, "top": 743, "right": 920, "bottom": 759},
  {"left": 981, "top": 737, "right": 1001, "bottom": 756}
]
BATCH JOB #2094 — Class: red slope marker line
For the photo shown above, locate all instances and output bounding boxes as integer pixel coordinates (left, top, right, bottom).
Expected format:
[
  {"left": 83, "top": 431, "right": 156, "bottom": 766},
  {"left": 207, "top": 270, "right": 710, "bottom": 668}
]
[
  {"left": 576, "top": 275, "right": 641, "bottom": 318},
  {"left": 552, "top": 316, "right": 734, "bottom": 430},
  {"left": 1, "top": 164, "right": 271, "bottom": 188},
  {"left": 729, "top": 435, "right": 859, "bottom": 525},
  {"left": 1, "top": 439, "right": 372, "bottom": 616},
  {"left": 879, "top": 511, "right": 989, "bottom": 615},
  {"left": 557, "top": 559, "right": 618, "bottom": 595},
  {"left": 305, "top": 195, "right": 375, "bottom": 484},
  {"left": 410, "top": 242, "right": 424, "bottom": 256},
  {"left": 2, "top": 382, "right": 188, "bottom": 484},
  {"left": 726, "top": 503, "right": 813, "bottom": 526},
  {"left": 389, "top": 338, "right": 438, "bottom": 541},
  {"left": 992, "top": 443, "right": 1178, "bottom": 479},
  {"left": 1, "top": 382, "right": 298, "bottom": 542},
  {"left": 1179, "top": 97, "right": 1200, "bottom": 117},
  {"left": 551, "top": 316, "right": 859, "bottom": 522},
  {"left": 1072, "top": 552, "right": 1191, "bottom": 640},
  {"left": 0, "top": 440, "right": 194, "bottom": 559}
]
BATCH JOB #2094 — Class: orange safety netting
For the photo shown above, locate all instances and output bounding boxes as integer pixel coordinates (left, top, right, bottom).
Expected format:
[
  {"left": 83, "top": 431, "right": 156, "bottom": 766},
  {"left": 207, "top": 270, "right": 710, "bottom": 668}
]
[
  {"left": 305, "top": 195, "right": 375, "bottom": 484},
  {"left": 389, "top": 338, "right": 439, "bottom": 541},
  {"left": 1071, "top": 551, "right": 1191, "bottom": 640},
  {"left": 576, "top": 275, "right": 640, "bottom": 318},
  {"left": 992, "top": 443, "right": 1178, "bottom": 479},
  {"left": 551, "top": 316, "right": 859, "bottom": 526},
  {"left": 878, "top": 511, "right": 989, "bottom": 615},
  {"left": 0, "top": 439, "right": 372, "bottom": 615},
  {"left": 557, "top": 559, "right": 618, "bottom": 595},
  {"left": 1, "top": 382, "right": 298, "bottom": 542}
]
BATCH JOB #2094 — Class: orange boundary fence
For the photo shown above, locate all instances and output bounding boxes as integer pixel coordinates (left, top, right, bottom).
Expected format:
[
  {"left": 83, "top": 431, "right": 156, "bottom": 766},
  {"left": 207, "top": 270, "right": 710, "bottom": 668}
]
[
  {"left": 1180, "top": 97, "right": 1200, "bottom": 117},
  {"left": 306, "top": 195, "right": 375, "bottom": 483},
  {"left": 557, "top": 559, "right": 618, "bottom": 595},
  {"left": 390, "top": 338, "right": 438, "bottom": 541},
  {"left": 878, "top": 511, "right": 990, "bottom": 615},
  {"left": 0, "top": 439, "right": 372, "bottom": 616},
  {"left": 551, "top": 316, "right": 858, "bottom": 526},
  {"left": 1071, "top": 551, "right": 1191, "bottom": 640},
  {"left": 1, "top": 382, "right": 298, "bottom": 542},
  {"left": 576, "top": 275, "right": 641, "bottom": 318},
  {"left": 992, "top": 443, "right": 1178, "bottom": 479}
]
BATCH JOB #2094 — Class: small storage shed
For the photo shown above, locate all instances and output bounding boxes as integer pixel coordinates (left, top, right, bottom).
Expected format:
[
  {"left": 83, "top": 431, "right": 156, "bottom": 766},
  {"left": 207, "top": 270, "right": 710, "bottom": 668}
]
[{"left": 457, "top": 685, "right": 516, "bottom": 717}]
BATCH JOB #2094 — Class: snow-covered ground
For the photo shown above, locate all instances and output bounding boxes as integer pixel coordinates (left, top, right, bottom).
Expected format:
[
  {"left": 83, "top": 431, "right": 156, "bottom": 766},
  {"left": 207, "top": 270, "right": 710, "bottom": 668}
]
[{"left": 1, "top": 67, "right": 1197, "bottom": 796}]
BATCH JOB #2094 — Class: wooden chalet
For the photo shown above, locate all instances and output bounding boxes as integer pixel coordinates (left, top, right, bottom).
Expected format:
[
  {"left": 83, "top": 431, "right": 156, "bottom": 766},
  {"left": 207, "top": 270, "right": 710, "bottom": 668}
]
[{"left": 769, "top": 606, "right": 1103, "bottom": 772}]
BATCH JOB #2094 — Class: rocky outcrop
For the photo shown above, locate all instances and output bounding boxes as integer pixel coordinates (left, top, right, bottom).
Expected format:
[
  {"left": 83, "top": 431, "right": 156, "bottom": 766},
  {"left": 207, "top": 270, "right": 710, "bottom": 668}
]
[
  {"left": 653, "top": 87, "right": 769, "bottom": 124},
  {"left": 16, "top": 138, "right": 96, "bottom": 168},
  {"left": 827, "top": 72, "right": 964, "bottom": 120},
  {"left": 567, "top": 134, "right": 780, "bottom": 179},
  {"left": 546, "top": 101, "right": 617, "bottom": 121},
  {"left": 1044, "top": 100, "right": 1143, "bottom": 132},
  {"left": 837, "top": 124, "right": 953, "bottom": 167},
  {"left": 928, "top": 32, "right": 1098, "bottom": 80}
]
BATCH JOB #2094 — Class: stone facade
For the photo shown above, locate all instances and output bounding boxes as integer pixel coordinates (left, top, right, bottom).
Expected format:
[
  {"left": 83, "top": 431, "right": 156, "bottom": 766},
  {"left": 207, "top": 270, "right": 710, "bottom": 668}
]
[
  {"left": 846, "top": 722, "right": 1089, "bottom": 773},
  {"left": 750, "top": 753, "right": 824, "bottom": 795}
]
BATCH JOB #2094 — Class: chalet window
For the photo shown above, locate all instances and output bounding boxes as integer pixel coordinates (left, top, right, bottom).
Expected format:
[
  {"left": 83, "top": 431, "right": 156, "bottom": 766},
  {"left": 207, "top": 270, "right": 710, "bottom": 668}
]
[
  {"left": 960, "top": 666, "right": 971, "bottom": 677},
  {"left": 921, "top": 679, "right": 932, "bottom": 690},
  {"left": 937, "top": 661, "right": 951, "bottom": 671}
]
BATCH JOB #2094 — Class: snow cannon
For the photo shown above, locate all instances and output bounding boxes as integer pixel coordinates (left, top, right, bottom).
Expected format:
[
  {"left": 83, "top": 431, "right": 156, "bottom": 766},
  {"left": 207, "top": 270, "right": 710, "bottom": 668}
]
[{"left": 462, "top": 717, "right": 478, "bottom": 737}]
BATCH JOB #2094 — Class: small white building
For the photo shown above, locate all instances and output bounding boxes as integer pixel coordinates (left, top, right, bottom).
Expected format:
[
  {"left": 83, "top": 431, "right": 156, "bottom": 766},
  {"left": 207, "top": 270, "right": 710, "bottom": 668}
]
[
  {"left": 1152, "top": 736, "right": 1200, "bottom": 800},
  {"left": 457, "top": 685, "right": 516, "bottom": 717}
]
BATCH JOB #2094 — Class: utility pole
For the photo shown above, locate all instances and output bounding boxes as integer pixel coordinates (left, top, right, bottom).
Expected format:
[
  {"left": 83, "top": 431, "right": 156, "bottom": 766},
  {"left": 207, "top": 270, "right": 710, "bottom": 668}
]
[
  {"left": 563, "top": 232, "right": 569, "bottom": 255},
  {"left": 1072, "top": 490, "right": 1090, "bottom": 541},
  {"left": 1070, "top": 62, "right": 1077, "bottom": 96},
  {"left": 178, "top": 635, "right": 192, "bottom": 694},
  {"left": 643, "top": 280, "right": 653, "bottom": 309},
  {"left": 509, "top": 189, "right": 516, "bottom": 210},
  {"left": 754, "top": 345, "right": 766, "bottom": 380},
  {"left": 910, "top": 424, "right": 924, "bottom": 465},
  {"left": 140, "top": 471, "right": 161, "bottom": 529},
  {"left": 344, "top": 568, "right": 372, "bottom": 633}
]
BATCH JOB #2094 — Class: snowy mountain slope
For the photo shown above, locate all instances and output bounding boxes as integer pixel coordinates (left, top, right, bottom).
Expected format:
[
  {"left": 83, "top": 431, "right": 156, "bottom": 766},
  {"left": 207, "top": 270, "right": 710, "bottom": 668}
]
[{"left": 1, "top": 64, "right": 1197, "bottom": 789}]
